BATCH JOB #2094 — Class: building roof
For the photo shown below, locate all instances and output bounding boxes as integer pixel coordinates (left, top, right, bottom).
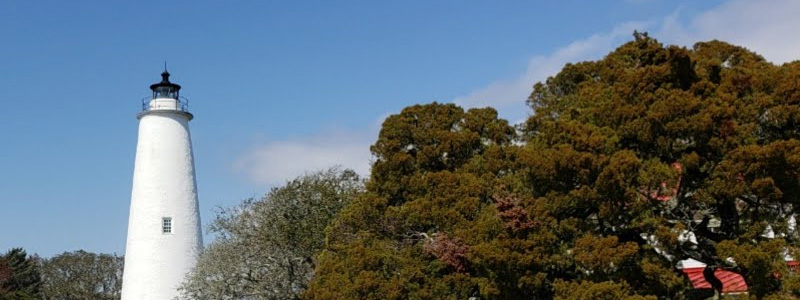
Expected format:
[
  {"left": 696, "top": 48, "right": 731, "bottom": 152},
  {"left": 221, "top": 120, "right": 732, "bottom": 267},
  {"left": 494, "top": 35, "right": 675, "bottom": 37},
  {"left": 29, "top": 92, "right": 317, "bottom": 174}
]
[{"left": 682, "top": 267, "right": 748, "bottom": 294}]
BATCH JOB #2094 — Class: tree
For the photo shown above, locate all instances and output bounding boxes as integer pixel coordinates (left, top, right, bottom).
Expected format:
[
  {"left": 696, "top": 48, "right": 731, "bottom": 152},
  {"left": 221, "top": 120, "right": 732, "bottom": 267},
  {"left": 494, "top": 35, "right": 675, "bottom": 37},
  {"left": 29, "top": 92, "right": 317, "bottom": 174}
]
[
  {"left": 523, "top": 32, "right": 800, "bottom": 298},
  {"left": 305, "top": 104, "right": 520, "bottom": 299},
  {"left": 307, "top": 34, "right": 800, "bottom": 299},
  {"left": 0, "top": 248, "right": 41, "bottom": 300},
  {"left": 39, "top": 250, "right": 123, "bottom": 300},
  {"left": 178, "top": 167, "right": 363, "bottom": 300}
]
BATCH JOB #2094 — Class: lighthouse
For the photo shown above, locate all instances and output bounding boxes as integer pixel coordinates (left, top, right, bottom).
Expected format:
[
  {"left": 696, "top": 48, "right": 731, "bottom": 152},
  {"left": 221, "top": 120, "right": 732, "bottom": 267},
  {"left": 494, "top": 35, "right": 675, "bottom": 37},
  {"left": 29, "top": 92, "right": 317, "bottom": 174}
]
[{"left": 121, "top": 70, "right": 203, "bottom": 300}]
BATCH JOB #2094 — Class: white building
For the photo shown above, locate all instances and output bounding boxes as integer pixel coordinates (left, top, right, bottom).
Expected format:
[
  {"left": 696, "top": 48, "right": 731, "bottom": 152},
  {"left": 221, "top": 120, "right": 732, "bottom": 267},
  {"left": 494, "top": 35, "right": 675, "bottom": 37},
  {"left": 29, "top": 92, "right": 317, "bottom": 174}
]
[{"left": 121, "top": 71, "right": 203, "bottom": 300}]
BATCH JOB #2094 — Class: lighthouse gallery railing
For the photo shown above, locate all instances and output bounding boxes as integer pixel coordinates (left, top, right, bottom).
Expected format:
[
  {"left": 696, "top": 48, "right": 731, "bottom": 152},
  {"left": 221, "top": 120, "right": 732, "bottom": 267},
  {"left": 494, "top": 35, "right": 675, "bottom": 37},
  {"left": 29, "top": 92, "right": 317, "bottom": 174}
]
[{"left": 140, "top": 96, "right": 190, "bottom": 112}]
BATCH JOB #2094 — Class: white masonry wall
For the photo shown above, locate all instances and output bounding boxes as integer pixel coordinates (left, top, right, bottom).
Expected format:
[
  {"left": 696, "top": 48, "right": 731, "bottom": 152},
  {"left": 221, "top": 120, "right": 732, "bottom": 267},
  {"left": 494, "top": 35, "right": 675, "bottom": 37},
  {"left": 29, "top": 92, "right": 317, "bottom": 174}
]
[{"left": 121, "top": 98, "right": 202, "bottom": 300}]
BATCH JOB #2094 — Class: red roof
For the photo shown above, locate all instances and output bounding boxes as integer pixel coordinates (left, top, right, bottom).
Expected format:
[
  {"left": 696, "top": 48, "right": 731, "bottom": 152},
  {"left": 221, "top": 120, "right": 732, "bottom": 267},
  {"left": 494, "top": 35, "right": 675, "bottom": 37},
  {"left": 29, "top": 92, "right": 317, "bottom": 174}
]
[
  {"left": 682, "top": 268, "right": 748, "bottom": 293},
  {"left": 788, "top": 261, "right": 800, "bottom": 270}
]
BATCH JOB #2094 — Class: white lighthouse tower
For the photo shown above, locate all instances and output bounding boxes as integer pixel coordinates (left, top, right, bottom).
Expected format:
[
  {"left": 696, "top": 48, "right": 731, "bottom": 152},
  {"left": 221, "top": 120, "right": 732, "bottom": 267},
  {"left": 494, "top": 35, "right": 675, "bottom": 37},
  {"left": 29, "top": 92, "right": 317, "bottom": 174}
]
[{"left": 121, "top": 70, "right": 203, "bottom": 300}]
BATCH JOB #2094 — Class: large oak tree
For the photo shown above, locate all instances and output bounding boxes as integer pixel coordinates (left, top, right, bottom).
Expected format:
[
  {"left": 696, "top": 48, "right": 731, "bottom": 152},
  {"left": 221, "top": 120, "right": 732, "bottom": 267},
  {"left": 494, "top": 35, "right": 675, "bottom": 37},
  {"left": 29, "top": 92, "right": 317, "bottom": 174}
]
[{"left": 306, "top": 34, "right": 800, "bottom": 299}]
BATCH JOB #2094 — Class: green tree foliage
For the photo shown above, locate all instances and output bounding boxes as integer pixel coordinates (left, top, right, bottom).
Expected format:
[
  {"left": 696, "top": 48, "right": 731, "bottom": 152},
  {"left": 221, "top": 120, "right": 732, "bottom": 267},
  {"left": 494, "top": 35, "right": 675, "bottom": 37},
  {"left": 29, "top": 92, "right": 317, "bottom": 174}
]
[
  {"left": 307, "top": 34, "right": 800, "bottom": 299},
  {"left": 524, "top": 32, "right": 800, "bottom": 298},
  {"left": 39, "top": 250, "right": 123, "bottom": 300},
  {"left": 179, "top": 168, "right": 363, "bottom": 300},
  {"left": 0, "top": 248, "right": 41, "bottom": 300},
  {"left": 306, "top": 104, "right": 519, "bottom": 299},
  {"left": 552, "top": 280, "right": 656, "bottom": 300}
]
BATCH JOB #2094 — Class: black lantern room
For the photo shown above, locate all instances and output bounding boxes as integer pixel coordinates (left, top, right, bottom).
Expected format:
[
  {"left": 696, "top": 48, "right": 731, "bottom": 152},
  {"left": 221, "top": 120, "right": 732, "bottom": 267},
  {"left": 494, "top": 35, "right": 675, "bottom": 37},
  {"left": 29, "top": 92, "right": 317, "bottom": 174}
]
[{"left": 150, "top": 71, "right": 181, "bottom": 100}]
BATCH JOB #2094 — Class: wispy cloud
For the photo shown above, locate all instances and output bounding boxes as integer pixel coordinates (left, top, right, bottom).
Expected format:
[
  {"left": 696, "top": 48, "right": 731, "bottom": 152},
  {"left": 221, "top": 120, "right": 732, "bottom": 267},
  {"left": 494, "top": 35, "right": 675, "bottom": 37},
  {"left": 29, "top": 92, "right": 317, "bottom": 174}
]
[
  {"left": 660, "top": 0, "right": 800, "bottom": 64},
  {"left": 454, "top": 0, "right": 800, "bottom": 122},
  {"left": 234, "top": 129, "right": 375, "bottom": 185},
  {"left": 236, "top": 0, "right": 800, "bottom": 185},
  {"left": 453, "top": 21, "right": 650, "bottom": 123}
]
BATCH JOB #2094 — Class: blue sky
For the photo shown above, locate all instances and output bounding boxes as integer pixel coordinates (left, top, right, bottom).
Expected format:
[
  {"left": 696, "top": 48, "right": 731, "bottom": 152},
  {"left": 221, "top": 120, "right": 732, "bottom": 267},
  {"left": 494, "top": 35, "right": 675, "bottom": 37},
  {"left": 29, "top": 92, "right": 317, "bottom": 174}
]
[{"left": 1, "top": 0, "right": 798, "bottom": 257}]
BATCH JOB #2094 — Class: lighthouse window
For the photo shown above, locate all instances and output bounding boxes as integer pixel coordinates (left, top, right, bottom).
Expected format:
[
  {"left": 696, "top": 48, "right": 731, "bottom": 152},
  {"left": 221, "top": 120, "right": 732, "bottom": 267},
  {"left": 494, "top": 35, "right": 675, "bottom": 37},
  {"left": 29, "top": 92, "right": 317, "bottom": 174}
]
[{"left": 162, "top": 217, "right": 172, "bottom": 234}]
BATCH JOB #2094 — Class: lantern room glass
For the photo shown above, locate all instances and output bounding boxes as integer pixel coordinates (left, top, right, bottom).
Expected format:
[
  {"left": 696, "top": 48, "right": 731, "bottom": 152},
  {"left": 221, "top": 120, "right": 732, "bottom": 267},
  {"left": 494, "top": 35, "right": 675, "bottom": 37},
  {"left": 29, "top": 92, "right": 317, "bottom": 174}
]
[{"left": 153, "top": 86, "right": 179, "bottom": 100}]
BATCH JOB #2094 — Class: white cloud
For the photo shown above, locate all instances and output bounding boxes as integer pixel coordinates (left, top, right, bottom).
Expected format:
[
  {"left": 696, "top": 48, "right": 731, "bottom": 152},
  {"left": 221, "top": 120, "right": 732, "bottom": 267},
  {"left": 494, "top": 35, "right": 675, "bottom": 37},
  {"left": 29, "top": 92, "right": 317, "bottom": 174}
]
[
  {"left": 234, "top": 129, "right": 374, "bottom": 185},
  {"left": 454, "top": 21, "right": 650, "bottom": 123},
  {"left": 455, "top": 0, "right": 800, "bottom": 122},
  {"left": 660, "top": 0, "right": 800, "bottom": 64},
  {"left": 236, "top": 0, "right": 800, "bottom": 185}
]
